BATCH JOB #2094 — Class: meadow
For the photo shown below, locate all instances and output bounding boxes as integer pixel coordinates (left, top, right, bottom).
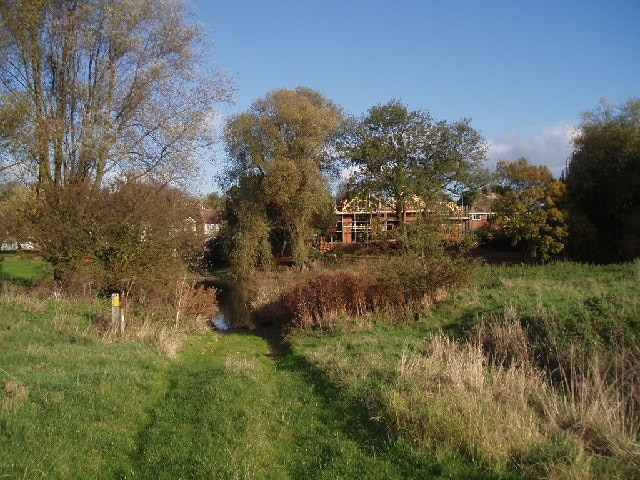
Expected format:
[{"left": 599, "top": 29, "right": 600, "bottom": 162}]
[{"left": 1, "top": 254, "right": 639, "bottom": 479}]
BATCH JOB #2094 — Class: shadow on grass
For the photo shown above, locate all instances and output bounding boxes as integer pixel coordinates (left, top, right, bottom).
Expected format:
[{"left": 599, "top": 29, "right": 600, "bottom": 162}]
[
  {"left": 123, "top": 316, "right": 512, "bottom": 479},
  {"left": 257, "top": 324, "right": 511, "bottom": 480}
]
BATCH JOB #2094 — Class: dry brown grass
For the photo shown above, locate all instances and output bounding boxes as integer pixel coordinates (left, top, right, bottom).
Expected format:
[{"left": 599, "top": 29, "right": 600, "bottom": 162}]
[
  {"left": 544, "top": 347, "right": 640, "bottom": 465},
  {"left": 153, "top": 327, "right": 183, "bottom": 359},
  {"left": 388, "top": 333, "right": 548, "bottom": 467},
  {"left": 384, "top": 313, "right": 640, "bottom": 472},
  {"left": 224, "top": 354, "right": 261, "bottom": 375},
  {"left": 2, "top": 379, "right": 29, "bottom": 412}
]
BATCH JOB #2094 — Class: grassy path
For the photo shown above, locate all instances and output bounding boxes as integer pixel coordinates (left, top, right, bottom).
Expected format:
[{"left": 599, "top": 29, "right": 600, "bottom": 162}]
[
  {"left": 125, "top": 331, "right": 454, "bottom": 480},
  {"left": 1, "top": 292, "right": 495, "bottom": 479}
]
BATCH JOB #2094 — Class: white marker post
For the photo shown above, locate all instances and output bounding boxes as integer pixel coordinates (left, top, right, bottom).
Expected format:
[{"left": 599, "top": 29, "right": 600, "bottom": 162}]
[{"left": 119, "top": 295, "right": 125, "bottom": 335}]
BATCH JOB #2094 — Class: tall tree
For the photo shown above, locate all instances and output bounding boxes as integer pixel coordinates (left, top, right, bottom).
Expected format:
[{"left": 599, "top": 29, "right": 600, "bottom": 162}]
[
  {"left": 564, "top": 98, "right": 640, "bottom": 262},
  {"left": 489, "top": 158, "right": 568, "bottom": 262},
  {"left": 338, "top": 100, "right": 488, "bottom": 235},
  {"left": 0, "top": 0, "right": 233, "bottom": 194},
  {"left": 223, "top": 87, "right": 343, "bottom": 273},
  {"left": 0, "top": 0, "right": 233, "bottom": 291}
]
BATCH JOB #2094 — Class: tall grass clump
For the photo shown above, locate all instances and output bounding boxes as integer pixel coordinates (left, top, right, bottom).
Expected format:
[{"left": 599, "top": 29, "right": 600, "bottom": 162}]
[
  {"left": 1, "top": 279, "right": 217, "bottom": 362},
  {"left": 382, "top": 331, "right": 548, "bottom": 469},
  {"left": 471, "top": 311, "right": 639, "bottom": 475},
  {"left": 373, "top": 314, "right": 639, "bottom": 476},
  {"left": 543, "top": 346, "right": 640, "bottom": 466}
]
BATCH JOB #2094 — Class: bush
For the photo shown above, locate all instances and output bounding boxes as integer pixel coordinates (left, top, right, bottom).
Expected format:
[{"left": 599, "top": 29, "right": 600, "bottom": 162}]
[
  {"left": 281, "top": 270, "right": 373, "bottom": 330},
  {"left": 281, "top": 247, "right": 475, "bottom": 332}
]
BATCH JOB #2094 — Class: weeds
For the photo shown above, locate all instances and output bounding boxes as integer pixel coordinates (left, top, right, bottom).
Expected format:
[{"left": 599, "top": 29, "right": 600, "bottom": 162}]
[{"left": 386, "top": 332, "right": 547, "bottom": 468}]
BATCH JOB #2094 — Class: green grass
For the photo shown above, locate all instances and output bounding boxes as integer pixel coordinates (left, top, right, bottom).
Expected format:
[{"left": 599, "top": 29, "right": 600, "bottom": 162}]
[
  {"left": 2, "top": 260, "right": 639, "bottom": 479},
  {"left": 430, "top": 260, "right": 640, "bottom": 341},
  {"left": 0, "top": 295, "right": 170, "bottom": 479},
  {"left": 1, "top": 292, "right": 496, "bottom": 479},
  {"left": 127, "top": 333, "right": 469, "bottom": 479},
  {"left": 0, "top": 253, "right": 52, "bottom": 285},
  {"left": 289, "top": 260, "right": 640, "bottom": 478}
]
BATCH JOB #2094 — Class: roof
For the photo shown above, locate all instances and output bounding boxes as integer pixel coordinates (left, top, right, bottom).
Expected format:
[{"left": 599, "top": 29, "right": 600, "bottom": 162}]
[{"left": 200, "top": 208, "right": 225, "bottom": 224}]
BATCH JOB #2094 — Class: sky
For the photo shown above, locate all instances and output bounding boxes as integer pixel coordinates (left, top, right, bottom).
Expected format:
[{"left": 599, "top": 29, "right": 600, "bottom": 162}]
[{"left": 189, "top": 0, "right": 639, "bottom": 192}]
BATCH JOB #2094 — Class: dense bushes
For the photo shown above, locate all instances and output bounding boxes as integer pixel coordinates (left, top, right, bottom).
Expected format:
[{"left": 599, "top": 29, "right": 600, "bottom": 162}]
[{"left": 281, "top": 248, "right": 475, "bottom": 331}]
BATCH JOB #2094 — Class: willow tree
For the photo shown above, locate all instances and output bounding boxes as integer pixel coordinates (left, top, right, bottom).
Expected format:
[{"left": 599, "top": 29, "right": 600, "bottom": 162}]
[
  {"left": 224, "top": 87, "right": 343, "bottom": 273},
  {"left": 0, "top": 0, "right": 233, "bottom": 193}
]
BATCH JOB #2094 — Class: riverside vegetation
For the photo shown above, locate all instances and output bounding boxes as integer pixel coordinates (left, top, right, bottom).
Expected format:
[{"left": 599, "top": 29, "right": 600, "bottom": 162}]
[{"left": 1, "top": 252, "right": 639, "bottom": 479}]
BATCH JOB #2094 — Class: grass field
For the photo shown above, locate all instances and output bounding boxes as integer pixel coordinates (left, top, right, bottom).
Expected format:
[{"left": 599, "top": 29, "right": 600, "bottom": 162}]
[
  {"left": 0, "top": 293, "right": 493, "bottom": 479},
  {"left": 0, "top": 253, "right": 52, "bottom": 285},
  {"left": 1, "top": 259, "right": 639, "bottom": 478}
]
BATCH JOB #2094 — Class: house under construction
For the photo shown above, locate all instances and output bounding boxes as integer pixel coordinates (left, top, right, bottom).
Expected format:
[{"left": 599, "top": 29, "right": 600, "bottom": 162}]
[{"left": 320, "top": 195, "right": 493, "bottom": 251}]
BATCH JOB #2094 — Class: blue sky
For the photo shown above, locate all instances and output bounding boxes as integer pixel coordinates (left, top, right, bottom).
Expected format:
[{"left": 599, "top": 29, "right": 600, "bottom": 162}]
[{"left": 189, "top": 0, "right": 639, "bottom": 191}]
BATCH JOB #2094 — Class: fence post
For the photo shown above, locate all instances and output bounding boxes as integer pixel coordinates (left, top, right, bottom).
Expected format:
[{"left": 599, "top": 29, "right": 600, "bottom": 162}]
[
  {"left": 119, "top": 294, "right": 126, "bottom": 335},
  {"left": 111, "top": 293, "right": 120, "bottom": 333}
]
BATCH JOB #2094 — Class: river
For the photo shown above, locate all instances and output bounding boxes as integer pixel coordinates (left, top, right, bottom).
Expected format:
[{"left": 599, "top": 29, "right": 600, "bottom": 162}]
[{"left": 207, "top": 279, "right": 256, "bottom": 331}]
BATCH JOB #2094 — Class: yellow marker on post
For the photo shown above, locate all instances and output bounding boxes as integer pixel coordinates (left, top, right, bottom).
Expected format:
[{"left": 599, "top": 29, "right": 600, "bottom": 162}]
[{"left": 111, "top": 293, "right": 121, "bottom": 333}]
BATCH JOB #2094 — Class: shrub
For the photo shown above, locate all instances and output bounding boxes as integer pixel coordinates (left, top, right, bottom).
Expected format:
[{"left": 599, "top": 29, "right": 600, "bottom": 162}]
[
  {"left": 281, "top": 270, "right": 373, "bottom": 330},
  {"left": 281, "top": 247, "right": 475, "bottom": 332}
]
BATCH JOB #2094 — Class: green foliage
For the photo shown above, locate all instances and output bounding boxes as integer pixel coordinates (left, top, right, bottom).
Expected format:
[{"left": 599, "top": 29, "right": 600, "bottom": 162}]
[
  {"left": 223, "top": 87, "right": 343, "bottom": 273},
  {"left": 201, "top": 191, "right": 226, "bottom": 210},
  {"left": 564, "top": 98, "right": 640, "bottom": 262},
  {"left": 226, "top": 183, "right": 274, "bottom": 276},
  {"left": 0, "top": 181, "right": 36, "bottom": 243},
  {"left": 376, "top": 214, "right": 476, "bottom": 301},
  {"left": 488, "top": 158, "right": 569, "bottom": 262},
  {"left": 28, "top": 180, "right": 202, "bottom": 303},
  {"left": 338, "top": 100, "right": 489, "bottom": 231}
]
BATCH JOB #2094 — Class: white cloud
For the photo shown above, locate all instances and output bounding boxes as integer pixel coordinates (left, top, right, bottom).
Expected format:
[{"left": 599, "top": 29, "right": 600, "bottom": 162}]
[{"left": 487, "top": 122, "right": 577, "bottom": 177}]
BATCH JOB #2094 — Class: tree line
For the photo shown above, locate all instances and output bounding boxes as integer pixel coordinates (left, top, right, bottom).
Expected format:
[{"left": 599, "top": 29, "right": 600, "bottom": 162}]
[
  {"left": 1, "top": 0, "right": 638, "bottom": 304},
  {"left": 217, "top": 89, "right": 640, "bottom": 270}
]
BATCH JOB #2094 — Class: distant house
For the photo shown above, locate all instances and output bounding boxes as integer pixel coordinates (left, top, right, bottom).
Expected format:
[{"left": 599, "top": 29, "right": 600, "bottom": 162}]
[
  {"left": 1, "top": 240, "right": 18, "bottom": 252},
  {"left": 460, "top": 191, "right": 498, "bottom": 234},
  {"left": 199, "top": 208, "right": 225, "bottom": 239},
  {"left": 320, "top": 195, "right": 494, "bottom": 251},
  {"left": 1, "top": 239, "right": 36, "bottom": 251}
]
